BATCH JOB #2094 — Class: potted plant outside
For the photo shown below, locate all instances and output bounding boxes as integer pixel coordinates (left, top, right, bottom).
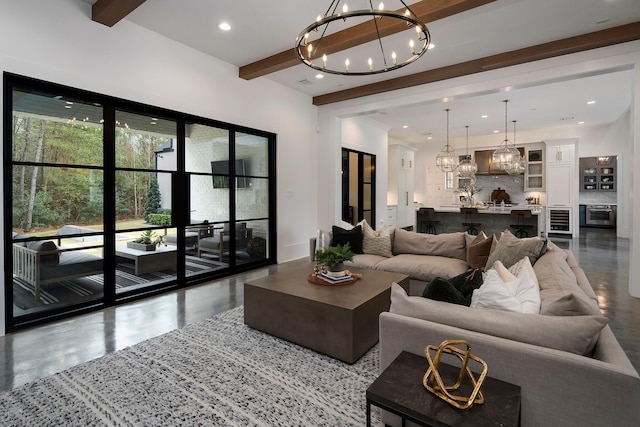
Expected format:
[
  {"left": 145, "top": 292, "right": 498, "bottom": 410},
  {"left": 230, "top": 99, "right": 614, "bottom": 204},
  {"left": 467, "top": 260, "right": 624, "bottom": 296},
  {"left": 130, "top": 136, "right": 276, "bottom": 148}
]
[
  {"left": 314, "top": 243, "right": 355, "bottom": 276},
  {"left": 127, "top": 230, "right": 164, "bottom": 251}
]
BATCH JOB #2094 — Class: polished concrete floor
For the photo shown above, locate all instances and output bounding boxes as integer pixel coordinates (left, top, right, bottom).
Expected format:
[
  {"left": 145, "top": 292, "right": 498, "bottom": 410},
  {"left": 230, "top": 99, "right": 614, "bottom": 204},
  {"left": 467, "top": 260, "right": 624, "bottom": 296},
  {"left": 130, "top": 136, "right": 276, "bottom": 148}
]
[{"left": 0, "top": 228, "right": 638, "bottom": 393}]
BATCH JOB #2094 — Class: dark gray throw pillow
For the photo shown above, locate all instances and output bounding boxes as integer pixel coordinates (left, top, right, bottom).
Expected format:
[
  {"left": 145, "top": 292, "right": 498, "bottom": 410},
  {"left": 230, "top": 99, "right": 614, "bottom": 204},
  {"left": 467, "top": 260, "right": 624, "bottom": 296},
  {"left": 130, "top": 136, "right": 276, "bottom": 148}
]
[
  {"left": 422, "top": 268, "right": 484, "bottom": 306},
  {"left": 331, "top": 225, "right": 363, "bottom": 254}
]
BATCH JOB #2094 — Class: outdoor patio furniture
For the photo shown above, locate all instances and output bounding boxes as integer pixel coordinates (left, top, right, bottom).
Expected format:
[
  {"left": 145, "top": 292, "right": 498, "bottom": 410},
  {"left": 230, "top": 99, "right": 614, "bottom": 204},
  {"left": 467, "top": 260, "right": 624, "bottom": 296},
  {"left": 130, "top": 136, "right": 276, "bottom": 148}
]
[{"left": 197, "top": 223, "right": 253, "bottom": 261}]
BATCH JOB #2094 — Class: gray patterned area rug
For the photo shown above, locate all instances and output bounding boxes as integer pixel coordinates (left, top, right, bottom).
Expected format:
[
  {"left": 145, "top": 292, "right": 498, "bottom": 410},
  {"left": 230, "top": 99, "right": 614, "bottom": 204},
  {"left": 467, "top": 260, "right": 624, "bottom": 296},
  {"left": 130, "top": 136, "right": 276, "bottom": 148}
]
[{"left": 0, "top": 307, "right": 382, "bottom": 426}]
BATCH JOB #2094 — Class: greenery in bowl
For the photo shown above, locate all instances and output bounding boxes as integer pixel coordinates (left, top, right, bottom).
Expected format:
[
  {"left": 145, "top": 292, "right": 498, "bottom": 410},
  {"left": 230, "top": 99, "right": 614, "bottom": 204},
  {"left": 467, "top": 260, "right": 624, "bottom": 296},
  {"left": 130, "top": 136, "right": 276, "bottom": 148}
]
[
  {"left": 135, "top": 230, "right": 164, "bottom": 246},
  {"left": 314, "top": 244, "right": 355, "bottom": 268}
]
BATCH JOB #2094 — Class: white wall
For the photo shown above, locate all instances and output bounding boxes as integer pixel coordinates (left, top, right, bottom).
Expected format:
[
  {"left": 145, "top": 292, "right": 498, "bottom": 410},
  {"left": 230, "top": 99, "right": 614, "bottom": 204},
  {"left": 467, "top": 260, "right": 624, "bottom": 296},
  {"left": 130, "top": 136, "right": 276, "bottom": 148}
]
[
  {"left": 341, "top": 117, "right": 390, "bottom": 228},
  {"left": 0, "top": 0, "right": 319, "bottom": 335}
]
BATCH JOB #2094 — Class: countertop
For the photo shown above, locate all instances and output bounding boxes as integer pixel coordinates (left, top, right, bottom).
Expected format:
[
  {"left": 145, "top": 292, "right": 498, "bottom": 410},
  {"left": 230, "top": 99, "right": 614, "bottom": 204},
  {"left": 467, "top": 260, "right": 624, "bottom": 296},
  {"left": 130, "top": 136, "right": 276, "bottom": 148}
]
[{"left": 435, "top": 205, "right": 544, "bottom": 215}]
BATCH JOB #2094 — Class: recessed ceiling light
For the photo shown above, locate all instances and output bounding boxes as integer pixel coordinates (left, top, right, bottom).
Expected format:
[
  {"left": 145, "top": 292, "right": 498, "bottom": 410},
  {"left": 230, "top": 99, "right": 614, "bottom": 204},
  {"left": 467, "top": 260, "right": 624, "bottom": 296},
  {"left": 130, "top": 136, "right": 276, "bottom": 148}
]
[
  {"left": 587, "top": 100, "right": 596, "bottom": 105},
  {"left": 402, "top": 125, "right": 408, "bottom": 128},
  {"left": 578, "top": 121, "right": 585, "bottom": 124},
  {"left": 481, "top": 114, "right": 488, "bottom": 119},
  {"left": 315, "top": 74, "right": 324, "bottom": 79},
  {"left": 427, "top": 136, "right": 432, "bottom": 140},
  {"left": 219, "top": 22, "right": 231, "bottom": 31},
  {"left": 493, "top": 130, "right": 499, "bottom": 133}
]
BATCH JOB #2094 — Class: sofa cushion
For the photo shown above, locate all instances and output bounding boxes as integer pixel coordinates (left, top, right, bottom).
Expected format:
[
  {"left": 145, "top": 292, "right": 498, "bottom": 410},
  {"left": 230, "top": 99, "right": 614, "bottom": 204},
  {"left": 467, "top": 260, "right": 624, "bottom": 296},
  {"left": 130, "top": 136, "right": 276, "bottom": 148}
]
[
  {"left": 485, "top": 230, "right": 546, "bottom": 269},
  {"left": 393, "top": 229, "right": 466, "bottom": 261},
  {"left": 331, "top": 225, "right": 363, "bottom": 254},
  {"left": 422, "top": 268, "right": 483, "bottom": 306},
  {"left": 390, "top": 283, "right": 608, "bottom": 355},
  {"left": 26, "top": 240, "right": 59, "bottom": 265},
  {"left": 375, "top": 254, "right": 469, "bottom": 282},
  {"left": 345, "top": 254, "right": 387, "bottom": 270},
  {"left": 534, "top": 249, "right": 601, "bottom": 316},
  {"left": 466, "top": 232, "right": 494, "bottom": 269},
  {"left": 361, "top": 220, "right": 393, "bottom": 258}
]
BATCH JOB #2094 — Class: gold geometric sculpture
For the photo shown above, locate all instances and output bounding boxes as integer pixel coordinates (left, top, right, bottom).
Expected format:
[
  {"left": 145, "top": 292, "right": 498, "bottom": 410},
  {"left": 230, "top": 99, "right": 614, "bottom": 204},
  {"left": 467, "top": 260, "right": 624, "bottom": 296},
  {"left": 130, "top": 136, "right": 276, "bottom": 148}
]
[{"left": 422, "top": 340, "right": 488, "bottom": 409}]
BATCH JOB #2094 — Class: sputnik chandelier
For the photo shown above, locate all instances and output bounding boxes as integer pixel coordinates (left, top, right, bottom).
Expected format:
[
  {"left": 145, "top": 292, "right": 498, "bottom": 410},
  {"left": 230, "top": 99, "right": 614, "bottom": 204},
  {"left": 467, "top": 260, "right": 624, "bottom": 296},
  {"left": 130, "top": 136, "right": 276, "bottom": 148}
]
[
  {"left": 295, "top": 1, "right": 431, "bottom": 76},
  {"left": 436, "top": 109, "right": 459, "bottom": 173},
  {"left": 458, "top": 125, "right": 478, "bottom": 178},
  {"left": 492, "top": 100, "right": 521, "bottom": 173},
  {"left": 507, "top": 120, "right": 526, "bottom": 175}
]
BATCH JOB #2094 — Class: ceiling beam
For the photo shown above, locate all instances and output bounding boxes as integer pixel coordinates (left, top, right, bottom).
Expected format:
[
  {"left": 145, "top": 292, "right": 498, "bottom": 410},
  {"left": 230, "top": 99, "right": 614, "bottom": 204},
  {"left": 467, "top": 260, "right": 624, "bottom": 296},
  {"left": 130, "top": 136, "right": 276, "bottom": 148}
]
[
  {"left": 313, "top": 21, "right": 640, "bottom": 106},
  {"left": 92, "top": 0, "right": 147, "bottom": 27},
  {"left": 238, "top": 0, "right": 496, "bottom": 80}
]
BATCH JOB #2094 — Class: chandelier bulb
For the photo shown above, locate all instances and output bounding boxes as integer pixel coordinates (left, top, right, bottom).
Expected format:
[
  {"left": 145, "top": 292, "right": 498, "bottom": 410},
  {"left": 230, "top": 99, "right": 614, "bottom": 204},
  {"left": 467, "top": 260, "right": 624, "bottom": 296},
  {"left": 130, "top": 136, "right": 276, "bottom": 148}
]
[
  {"left": 378, "top": 2, "right": 384, "bottom": 10},
  {"left": 368, "top": 57, "right": 373, "bottom": 71},
  {"left": 307, "top": 44, "right": 313, "bottom": 59},
  {"left": 342, "top": 4, "right": 348, "bottom": 13},
  {"left": 392, "top": 51, "right": 397, "bottom": 65},
  {"left": 409, "top": 39, "right": 415, "bottom": 55},
  {"left": 345, "top": 58, "right": 350, "bottom": 73},
  {"left": 322, "top": 54, "right": 327, "bottom": 68}
]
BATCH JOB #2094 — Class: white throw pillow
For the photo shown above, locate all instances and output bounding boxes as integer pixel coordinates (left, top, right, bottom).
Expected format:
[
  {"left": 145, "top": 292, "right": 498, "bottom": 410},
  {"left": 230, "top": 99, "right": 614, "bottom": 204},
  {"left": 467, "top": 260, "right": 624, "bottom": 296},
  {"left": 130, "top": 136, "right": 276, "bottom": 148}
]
[
  {"left": 512, "top": 266, "right": 541, "bottom": 314},
  {"left": 471, "top": 269, "right": 522, "bottom": 312},
  {"left": 471, "top": 263, "right": 541, "bottom": 314}
]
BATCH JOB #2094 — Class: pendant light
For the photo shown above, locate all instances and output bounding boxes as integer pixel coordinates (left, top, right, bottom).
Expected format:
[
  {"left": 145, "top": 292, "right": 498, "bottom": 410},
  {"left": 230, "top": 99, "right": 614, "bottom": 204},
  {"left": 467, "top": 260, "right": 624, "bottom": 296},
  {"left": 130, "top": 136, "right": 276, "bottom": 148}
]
[
  {"left": 507, "top": 120, "right": 526, "bottom": 175},
  {"left": 492, "top": 100, "right": 520, "bottom": 172},
  {"left": 296, "top": 0, "right": 431, "bottom": 76},
  {"left": 436, "top": 109, "right": 459, "bottom": 172},
  {"left": 457, "top": 125, "right": 477, "bottom": 178}
]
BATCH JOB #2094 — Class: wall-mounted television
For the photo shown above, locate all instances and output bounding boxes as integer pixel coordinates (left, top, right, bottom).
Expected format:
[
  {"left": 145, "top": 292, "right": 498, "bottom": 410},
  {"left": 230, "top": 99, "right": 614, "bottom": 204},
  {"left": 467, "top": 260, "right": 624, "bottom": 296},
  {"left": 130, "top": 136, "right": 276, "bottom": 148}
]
[{"left": 211, "top": 159, "right": 249, "bottom": 188}]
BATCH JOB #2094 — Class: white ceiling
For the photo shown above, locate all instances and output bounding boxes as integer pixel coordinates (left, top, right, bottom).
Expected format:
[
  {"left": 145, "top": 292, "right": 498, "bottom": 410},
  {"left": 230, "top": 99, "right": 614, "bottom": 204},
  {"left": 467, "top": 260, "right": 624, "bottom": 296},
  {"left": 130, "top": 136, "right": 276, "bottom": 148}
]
[{"left": 82, "top": 0, "right": 639, "bottom": 146}]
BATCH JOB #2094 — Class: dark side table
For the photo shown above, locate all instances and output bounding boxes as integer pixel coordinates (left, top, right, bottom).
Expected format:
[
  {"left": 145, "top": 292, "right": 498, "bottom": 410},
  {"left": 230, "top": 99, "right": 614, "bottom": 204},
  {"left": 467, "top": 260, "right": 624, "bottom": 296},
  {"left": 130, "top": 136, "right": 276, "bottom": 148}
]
[{"left": 366, "top": 351, "right": 521, "bottom": 427}]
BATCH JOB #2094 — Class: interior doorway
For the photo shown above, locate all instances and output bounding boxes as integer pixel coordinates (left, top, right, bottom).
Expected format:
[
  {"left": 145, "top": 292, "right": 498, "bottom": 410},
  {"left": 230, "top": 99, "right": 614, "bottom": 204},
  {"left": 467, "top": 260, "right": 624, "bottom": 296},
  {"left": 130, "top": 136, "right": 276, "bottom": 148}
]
[{"left": 341, "top": 148, "right": 376, "bottom": 226}]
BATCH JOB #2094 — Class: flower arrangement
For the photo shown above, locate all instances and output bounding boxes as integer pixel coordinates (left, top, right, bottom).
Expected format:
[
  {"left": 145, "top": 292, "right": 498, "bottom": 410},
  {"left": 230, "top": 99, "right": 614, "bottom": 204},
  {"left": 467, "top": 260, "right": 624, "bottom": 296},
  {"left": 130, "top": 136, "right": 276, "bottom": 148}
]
[{"left": 457, "top": 181, "right": 483, "bottom": 205}]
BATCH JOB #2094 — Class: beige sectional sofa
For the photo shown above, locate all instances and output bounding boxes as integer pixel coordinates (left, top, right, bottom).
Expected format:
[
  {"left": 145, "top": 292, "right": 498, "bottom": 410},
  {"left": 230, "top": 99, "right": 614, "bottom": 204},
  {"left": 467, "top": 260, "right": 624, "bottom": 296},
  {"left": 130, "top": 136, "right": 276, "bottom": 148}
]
[
  {"left": 313, "top": 225, "right": 640, "bottom": 426},
  {"left": 379, "top": 242, "right": 640, "bottom": 427}
]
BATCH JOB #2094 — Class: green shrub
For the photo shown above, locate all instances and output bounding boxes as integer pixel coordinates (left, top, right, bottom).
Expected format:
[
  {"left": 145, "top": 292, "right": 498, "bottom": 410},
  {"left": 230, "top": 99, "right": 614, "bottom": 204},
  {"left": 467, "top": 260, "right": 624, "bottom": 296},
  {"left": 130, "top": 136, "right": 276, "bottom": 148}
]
[{"left": 148, "top": 213, "right": 171, "bottom": 226}]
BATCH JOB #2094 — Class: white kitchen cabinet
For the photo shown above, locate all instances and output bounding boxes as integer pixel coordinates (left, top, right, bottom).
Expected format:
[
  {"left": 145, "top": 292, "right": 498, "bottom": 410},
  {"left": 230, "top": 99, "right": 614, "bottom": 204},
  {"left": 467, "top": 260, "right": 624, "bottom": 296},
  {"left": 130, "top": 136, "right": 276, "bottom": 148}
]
[
  {"left": 388, "top": 145, "right": 415, "bottom": 229},
  {"left": 386, "top": 205, "right": 397, "bottom": 228},
  {"left": 524, "top": 144, "right": 545, "bottom": 191},
  {"left": 547, "top": 143, "right": 575, "bottom": 164},
  {"left": 545, "top": 139, "right": 577, "bottom": 236},
  {"left": 546, "top": 163, "right": 574, "bottom": 206}
]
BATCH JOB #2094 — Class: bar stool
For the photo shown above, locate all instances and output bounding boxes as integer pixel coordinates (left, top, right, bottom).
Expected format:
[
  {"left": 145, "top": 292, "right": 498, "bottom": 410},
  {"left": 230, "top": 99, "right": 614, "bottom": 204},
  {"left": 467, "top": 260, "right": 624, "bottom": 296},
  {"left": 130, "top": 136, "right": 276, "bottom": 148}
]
[
  {"left": 510, "top": 209, "right": 534, "bottom": 238},
  {"left": 417, "top": 207, "right": 439, "bottom": 234},
  {"left": 460, "top": 207, "right": 482, "bottom": 235}
]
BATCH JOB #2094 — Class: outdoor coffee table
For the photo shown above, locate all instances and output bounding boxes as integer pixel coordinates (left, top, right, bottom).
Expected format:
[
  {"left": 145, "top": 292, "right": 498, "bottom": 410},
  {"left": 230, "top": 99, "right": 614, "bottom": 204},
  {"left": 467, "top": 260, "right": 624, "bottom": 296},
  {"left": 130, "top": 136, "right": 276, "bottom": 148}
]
[
  {"left": 244, "top": 263, "right": 409, "bottom": 364},
  {"left": 367, "top": 351, "right": 521, "bottom": 427},
  {"left": 115, "top": 245, "right": 177, "bottom": 275}
]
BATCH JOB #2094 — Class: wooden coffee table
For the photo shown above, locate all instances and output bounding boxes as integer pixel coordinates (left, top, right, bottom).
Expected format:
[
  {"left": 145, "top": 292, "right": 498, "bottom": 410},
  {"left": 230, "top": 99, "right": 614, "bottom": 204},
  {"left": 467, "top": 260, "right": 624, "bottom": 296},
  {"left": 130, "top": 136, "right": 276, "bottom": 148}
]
[{"left": 244, "top": 263, "right": 409, "bottom": 364}]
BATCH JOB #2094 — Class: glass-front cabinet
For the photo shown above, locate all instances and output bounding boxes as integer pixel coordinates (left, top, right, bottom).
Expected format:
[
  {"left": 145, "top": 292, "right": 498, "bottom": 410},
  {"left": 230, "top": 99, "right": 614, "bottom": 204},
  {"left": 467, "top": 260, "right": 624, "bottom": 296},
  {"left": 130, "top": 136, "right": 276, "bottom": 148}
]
[
  {"left": 524, "top": 144, "right": 545, "bottom": 191},
  {"left": 4, "top": 74, "right": 276, "bottom": 331}
]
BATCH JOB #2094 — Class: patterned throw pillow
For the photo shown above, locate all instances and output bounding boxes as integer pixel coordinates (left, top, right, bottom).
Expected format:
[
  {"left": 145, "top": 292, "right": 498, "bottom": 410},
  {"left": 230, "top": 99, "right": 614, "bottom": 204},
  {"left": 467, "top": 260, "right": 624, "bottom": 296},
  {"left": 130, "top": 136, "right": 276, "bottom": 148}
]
[{"left": 361, "top": 220, "right": 393, "bottom": 258}]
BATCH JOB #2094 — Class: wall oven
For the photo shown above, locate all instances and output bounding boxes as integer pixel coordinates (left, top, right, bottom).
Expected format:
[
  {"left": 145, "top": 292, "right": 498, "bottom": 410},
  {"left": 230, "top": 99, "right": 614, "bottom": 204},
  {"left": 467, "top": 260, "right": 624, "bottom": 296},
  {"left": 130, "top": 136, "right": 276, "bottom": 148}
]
[{"left": 586, "top": 205, "right": 616, "bottom": 227}]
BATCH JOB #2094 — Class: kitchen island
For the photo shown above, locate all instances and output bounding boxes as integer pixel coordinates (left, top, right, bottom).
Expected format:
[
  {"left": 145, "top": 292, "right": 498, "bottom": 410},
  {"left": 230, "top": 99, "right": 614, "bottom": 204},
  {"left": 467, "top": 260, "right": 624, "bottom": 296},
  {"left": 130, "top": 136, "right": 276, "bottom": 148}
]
[{"left": 417, "top": 206, "right": 545, "bottom": 237}]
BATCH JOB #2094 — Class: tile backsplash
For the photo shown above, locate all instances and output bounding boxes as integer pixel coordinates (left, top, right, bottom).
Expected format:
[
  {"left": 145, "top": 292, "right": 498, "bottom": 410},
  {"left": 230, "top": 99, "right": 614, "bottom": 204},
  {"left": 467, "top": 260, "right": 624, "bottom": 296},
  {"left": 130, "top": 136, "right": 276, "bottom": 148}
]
[{"left": 468, "top": 175, "right": 527, "bottom": 205}]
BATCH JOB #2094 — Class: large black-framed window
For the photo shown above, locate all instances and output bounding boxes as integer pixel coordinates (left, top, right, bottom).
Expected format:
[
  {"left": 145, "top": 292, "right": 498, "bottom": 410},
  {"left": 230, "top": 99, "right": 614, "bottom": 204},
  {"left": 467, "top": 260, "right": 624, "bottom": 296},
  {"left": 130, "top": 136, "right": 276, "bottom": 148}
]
[{"left": 3, "top": 73, "right": 277, "bottom": 331}]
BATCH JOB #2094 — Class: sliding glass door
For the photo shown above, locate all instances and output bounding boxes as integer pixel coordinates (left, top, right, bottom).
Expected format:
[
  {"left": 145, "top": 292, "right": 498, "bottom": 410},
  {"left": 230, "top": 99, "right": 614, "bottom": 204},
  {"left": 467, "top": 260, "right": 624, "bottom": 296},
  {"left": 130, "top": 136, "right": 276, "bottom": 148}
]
[{"left": 4, "top": 73, "right": 276, "bottom": 331}]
